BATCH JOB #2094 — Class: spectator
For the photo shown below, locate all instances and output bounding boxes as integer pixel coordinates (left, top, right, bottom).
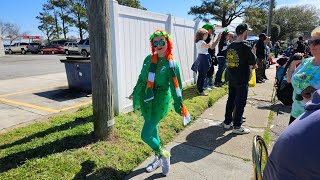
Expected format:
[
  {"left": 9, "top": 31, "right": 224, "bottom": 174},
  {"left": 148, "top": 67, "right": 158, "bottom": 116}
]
[
  {"left": 215, "top": 30, "right": 233, "bottom": 87},
  {"left": 254, "top": 33, "right": 269, "bottom": 83},
  {"left": 191, "top": 28, "right": 214, "bottom": 95},
  {"left": 221, "top": 23, "right": 257, "bottom": 134},
  {"left": 263, "top": 89, "right": 320, "bottom": 180},
  {"left": 274, "top": 41, "right": 281, "bottom": 58},
  {"left": 287, "top": 26, "right": 320, "bottom": 124},
  {"left": 202, "top": 24, "right": 221, "bottom": 90},
  {"left": 294, "top": 36, "right": 306, "bottom": 54}
]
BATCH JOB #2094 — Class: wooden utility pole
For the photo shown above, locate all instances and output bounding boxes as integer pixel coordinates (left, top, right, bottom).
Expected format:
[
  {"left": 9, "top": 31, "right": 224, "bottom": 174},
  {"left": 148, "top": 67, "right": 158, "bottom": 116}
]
[
  {"left": 267, "top": 0, "right": 274, "bottom": 37},
  {"left": 86, "top": 0, "right": 114, "bottom": 139}
]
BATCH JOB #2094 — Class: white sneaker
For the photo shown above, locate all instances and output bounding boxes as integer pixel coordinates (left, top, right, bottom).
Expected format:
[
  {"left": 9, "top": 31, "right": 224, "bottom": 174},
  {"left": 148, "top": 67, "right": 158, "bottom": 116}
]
[
  {"left": 206, "top": 87, "right": 213, "bottom": 91},
  {"left": 221, "top": 122, "right": 233, "bottom": 129},
  {"left": 146, "top": 155, "right": 161, "bottom": 172},
  {"left": 160, "top": 150, "right": 170, "bottom": 176},
  {"left": 208, "top": 85, "right": 217, "bottom": 89},
  {"left": 232, "top": 127, "right": 250, "bottom": 134}
]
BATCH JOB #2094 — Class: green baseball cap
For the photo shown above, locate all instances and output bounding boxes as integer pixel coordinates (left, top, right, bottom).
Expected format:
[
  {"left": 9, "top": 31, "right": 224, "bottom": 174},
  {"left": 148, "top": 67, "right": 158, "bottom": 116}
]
[{"left": 202, "top": 24, "right": 215, "bottom": 31}]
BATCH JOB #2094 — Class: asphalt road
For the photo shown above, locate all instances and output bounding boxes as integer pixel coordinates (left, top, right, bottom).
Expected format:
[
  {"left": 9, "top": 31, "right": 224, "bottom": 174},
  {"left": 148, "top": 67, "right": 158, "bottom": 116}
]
[{"left": 0, "top": 54, "right": 70, "bottom": 80}]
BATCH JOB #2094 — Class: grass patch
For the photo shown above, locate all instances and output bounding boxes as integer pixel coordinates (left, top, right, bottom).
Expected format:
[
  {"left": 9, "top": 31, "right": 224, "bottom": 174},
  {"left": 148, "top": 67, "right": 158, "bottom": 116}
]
[
  {"left": 0, "top": 85, "right": 227, "bottom": 179},
  {"left": 261, "top": 110, "right": 274, "bottom": 170}
]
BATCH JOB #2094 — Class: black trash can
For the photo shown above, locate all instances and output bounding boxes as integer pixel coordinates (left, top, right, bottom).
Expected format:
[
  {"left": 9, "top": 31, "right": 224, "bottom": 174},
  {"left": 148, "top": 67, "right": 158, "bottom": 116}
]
[{"left": 60, "top": 57, "right": 92, "bottom": 93}]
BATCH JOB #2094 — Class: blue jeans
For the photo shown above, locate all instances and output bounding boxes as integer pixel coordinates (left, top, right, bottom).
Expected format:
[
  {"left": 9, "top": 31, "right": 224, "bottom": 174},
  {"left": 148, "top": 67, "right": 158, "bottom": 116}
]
[
  {"left": 224, "top": 84, "right": 248, "bottom": 128},
  {"left": 214, "top": 56, "right": 226, "bottom": 84}
]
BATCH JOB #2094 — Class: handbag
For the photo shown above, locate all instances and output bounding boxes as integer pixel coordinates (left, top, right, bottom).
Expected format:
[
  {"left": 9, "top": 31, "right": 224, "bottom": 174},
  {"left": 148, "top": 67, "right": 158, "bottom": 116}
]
[{"left": 249, "top": 69, "right": 256, "bottom": 87}]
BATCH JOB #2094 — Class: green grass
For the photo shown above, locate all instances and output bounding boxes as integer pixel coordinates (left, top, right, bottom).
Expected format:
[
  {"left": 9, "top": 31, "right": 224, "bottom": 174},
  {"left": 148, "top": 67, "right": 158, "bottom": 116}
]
[
  {"left": 0, "top": 85, "right": 227, "bottom": 179},
  {"left": 261, "top": 110, "right": 274, "bottom": 170}
]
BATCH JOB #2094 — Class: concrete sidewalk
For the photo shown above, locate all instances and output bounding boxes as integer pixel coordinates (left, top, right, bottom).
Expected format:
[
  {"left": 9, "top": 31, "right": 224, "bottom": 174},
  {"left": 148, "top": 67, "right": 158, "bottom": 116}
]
[
  {"left": 0, "top": 73, "right": 92, "bottom": 133},
  {"left": 126, "top": 66, "right": 276, "bottom": 180}
]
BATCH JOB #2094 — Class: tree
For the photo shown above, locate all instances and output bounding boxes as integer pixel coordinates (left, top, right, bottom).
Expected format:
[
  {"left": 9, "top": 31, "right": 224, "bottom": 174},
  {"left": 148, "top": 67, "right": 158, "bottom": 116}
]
[
  {"left": 68, "top": 0, "right": 88, "bottom": 40},
  {"left": 0, "top": 22, "right": 20, "bottom": 44},
  {"left": 48, "top": 0, "right": 73, "bottom": 39},
  {"left": 117, "top": 0, "right": 146, "bottom": 10},
  {"left": 189, "top": 0, "right": 268, "bottom": 27},
  {"left": 36, "top": 8, "right": 57, "bottom": 42},
  {"left": 244, "top": 7, "right": 268, "bottom": 34},
  {"left": 273, "top": 5, "right": 320, "bottom": 40},
  {"left": 43, "top": 2, "right": 62, "bottom": 39}
]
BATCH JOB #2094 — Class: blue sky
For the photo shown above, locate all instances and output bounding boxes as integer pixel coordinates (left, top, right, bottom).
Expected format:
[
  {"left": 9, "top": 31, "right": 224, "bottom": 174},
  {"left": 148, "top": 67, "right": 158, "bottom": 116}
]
[{"left": 0, "top": 0, "right": 318, "bottom": 38}]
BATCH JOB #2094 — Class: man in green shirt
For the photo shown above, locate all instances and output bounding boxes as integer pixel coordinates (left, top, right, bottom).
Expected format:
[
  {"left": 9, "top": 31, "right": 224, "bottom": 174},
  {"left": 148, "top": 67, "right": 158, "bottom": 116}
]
[{"left": 222, "top": 23, "right": 257, "bottom": 134}]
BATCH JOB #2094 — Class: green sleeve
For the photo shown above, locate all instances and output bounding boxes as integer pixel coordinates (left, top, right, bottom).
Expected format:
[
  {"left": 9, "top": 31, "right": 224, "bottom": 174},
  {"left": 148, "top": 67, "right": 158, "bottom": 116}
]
[
  {"left": 169, "top": 60, "right": 183, "bottom": 115},
  {"left": 133, "top": 54, "right": 151, "bottom": 94}
]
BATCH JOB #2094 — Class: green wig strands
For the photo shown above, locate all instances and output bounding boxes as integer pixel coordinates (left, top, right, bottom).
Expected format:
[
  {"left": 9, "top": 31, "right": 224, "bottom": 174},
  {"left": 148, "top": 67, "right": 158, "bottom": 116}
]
[{"left": 149, "top": 30, "right": 172, "bottom": 41}]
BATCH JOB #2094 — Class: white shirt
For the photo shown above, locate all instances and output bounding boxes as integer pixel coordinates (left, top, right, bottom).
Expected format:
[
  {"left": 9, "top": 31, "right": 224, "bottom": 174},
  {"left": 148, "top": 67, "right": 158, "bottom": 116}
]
[{"left": 196, "top": 40, "right": 208, "bottom": 54}]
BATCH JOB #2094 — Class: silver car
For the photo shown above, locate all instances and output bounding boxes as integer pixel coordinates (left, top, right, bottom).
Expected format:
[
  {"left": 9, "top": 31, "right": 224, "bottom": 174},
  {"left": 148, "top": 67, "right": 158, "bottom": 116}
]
[
  {"left": 78, "top": 39, "right": 90, "bottom": 57},
  {"left": 64, "top": 42, "right": 79, "bottom": 55}
]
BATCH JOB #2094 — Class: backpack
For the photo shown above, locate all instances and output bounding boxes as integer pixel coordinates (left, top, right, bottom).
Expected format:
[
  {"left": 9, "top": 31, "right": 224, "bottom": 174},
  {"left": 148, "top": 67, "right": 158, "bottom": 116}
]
[{"left": 276, "top": 58, "right": 294, "bottom": 106}]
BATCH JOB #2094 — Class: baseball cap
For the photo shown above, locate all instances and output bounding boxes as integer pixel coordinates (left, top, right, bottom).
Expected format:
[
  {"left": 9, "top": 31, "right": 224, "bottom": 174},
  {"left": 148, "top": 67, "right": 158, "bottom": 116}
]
[
  {"left": 202, "top": 24, "right": 215, "bottom": 31},
  {"left": 259, "top": 33, "right": 270, "bottom": 39},
  {"left": 235, "top": 23, "right": 252, "bottom": 35}
]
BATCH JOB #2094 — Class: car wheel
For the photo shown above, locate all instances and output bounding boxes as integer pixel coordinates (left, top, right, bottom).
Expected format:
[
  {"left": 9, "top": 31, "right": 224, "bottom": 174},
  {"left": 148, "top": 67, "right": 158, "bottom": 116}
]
[
  {"left": 21, "top": 49, "right": 26, "bottom": 54},
  {"left": 9, "top": 50, "right": 13, "bottom": 54},
  {"left": 81, "top": 50, "right": 88, "bottom": 57},
  {"left": 51, "top": 51, "right": 55, "bottom": 55},
  {"left": 41, "top": 50, "right": 44, "bottom": 55},
  {"left": 65, "top": 50, "right": 69, "bottom": 55}
]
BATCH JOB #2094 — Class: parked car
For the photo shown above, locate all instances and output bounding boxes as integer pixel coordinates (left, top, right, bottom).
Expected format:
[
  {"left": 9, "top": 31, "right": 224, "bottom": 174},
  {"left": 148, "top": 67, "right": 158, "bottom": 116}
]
[
  {"left": 40, "top": 44, "right": 64, "bottom": 54},
  {"left": 8, "top": 42, "right": 29, "bottom": 54},
  {"left": 64, "top": 42, "right": 79, "bottom": 55},
  {"left": 28, "top": 43, "right": 41, "bottom": 54},
  {"left": 78, "top": 39, "right": 90, "bottom": 57},
  {"left": 49, "top": 40, "right": 68, "bottom": 46},
  {"left": 3, "top": 45, "right": 10, "bottom": 54}
]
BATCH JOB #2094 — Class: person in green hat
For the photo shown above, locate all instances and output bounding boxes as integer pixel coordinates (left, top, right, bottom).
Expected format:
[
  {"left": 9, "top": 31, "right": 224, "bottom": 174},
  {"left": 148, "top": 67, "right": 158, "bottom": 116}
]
[{"left": 201, "top": 24, "right": 221, "bottom": 91}]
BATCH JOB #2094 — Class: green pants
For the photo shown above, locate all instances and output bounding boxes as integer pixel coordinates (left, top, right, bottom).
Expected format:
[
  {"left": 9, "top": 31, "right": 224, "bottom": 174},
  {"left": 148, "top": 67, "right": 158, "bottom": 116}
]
[{"left": 141, "top": 120, "right": 161, "bottom": 153}]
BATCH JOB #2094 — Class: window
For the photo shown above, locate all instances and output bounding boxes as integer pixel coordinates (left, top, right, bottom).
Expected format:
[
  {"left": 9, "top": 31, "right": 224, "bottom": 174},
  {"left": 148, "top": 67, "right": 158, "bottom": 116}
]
[{"left": 85, "top": 40, "right": 89, "bottom": 45}]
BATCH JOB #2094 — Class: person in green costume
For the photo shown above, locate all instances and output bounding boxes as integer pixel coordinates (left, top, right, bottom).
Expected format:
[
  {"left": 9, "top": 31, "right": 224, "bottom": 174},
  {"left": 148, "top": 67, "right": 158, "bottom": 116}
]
[{"left": 129, "top": 30, "right": 190, "bottom": 176}]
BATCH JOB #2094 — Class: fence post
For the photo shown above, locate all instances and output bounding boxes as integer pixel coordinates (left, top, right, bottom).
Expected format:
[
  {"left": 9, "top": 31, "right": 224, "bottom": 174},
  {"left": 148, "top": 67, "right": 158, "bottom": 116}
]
[
  {"left": 109, "top": 0, "right": 121, "bottom": 115},
  {"left": 0, "top": 30, "right": 4, "bottom": 57},
  {"left": 167, "top": 14, "right": 174, "bottom": 35},
  {"left": 193, "top": 20, "right": 200, "bottom": 84}
]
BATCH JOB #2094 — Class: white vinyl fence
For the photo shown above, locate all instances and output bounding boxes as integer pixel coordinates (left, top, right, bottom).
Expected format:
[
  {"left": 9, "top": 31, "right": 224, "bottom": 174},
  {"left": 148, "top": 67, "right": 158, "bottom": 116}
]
[
  {"left": 109, "top": 0, "right": 203, "bottom": 114},
  {"left": 0, "top": 30, "right": 4, "bottom": 57}
]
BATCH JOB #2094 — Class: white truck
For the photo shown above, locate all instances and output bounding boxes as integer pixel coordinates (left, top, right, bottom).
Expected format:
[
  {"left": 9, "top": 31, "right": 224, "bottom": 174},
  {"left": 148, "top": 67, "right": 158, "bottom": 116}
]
[{"left": 8, "top": 42, "right": 29, "bottom": 54}]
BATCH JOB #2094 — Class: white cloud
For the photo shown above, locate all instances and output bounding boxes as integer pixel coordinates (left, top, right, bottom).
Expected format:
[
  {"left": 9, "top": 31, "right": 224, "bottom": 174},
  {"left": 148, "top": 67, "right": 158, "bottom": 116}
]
[{"left": 277, "top": 0, "right": 320, "bottom": 9}]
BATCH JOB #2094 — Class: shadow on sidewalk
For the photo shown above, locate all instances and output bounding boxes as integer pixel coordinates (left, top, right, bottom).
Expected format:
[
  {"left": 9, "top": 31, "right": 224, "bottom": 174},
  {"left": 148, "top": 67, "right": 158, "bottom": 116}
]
[
  {"left": 0, "top": 116, "right": 92, "bottom": 150},
  {"left": 170, "top": 124, "right": 236, "bottom": 165},
  {"left": 258, "top": 103, "right": 291, "bottom": 115},
  {"left": 34, "top": 88, "right": 89, "bottom": 102}
]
